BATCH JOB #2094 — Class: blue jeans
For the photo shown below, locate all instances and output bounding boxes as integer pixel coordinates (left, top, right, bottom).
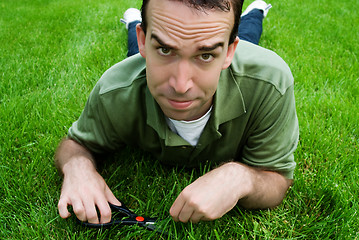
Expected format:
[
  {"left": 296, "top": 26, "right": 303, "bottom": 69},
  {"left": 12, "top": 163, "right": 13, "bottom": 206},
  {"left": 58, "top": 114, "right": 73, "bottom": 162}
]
[
  {"left": 127, "top": 9, "right": 263, "bottom": 57},
  {"left": 127, "top": 20, "right": 142, "bottom": 57}
]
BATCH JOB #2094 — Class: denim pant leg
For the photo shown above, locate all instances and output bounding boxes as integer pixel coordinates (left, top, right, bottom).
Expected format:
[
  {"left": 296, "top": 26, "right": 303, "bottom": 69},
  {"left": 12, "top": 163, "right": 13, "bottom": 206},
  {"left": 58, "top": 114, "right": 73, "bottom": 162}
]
[
  {"left": 127, "top": 20, "right": 141, "bottom": 57},
  {"left": 238, "top": 9, "right": 264, "bottom": 45}
]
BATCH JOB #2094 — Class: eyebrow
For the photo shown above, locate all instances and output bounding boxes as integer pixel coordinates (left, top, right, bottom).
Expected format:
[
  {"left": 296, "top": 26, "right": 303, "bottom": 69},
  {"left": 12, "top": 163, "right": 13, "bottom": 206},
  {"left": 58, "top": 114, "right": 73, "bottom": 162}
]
[
  {"left": 151, "top": 34, "right": 178, "bottom": 50},
  {"left": 151, "top": 33, "right": 224, "bottom": 52},
  {"left": 198, "top": 42, "right": 224, "bottom": 51}
]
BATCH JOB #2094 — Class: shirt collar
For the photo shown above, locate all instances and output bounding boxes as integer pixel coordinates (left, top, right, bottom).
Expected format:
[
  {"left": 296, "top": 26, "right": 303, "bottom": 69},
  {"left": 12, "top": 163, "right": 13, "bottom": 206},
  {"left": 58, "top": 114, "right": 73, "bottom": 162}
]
[
  {"left": 145, "top": 88, "right": 189, "bottom": 146},
  {"left": 213, "top": 67, "right": 246, "bottom": 128}
]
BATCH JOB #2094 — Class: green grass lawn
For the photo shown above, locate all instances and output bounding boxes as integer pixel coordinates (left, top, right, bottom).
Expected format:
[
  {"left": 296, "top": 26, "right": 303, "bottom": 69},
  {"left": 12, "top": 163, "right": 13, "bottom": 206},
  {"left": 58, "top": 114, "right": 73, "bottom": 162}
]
[{"left": 1, "top": 0, "right": 358, "bottom": 239}]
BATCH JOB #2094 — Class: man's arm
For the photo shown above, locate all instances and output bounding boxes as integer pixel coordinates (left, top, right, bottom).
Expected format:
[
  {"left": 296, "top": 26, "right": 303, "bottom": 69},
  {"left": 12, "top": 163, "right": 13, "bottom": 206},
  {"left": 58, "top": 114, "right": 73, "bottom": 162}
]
[
  {"left": 169, "top": 161, "right": 292, "bottom": 223},
  {"left": 55, "top": 138, "right": 121, "bottom": 224}
]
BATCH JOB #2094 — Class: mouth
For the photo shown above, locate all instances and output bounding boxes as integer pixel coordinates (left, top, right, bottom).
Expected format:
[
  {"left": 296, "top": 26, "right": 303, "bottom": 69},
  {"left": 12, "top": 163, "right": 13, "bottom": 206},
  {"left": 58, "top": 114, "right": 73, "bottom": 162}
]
[{"left": 167, "top": 99, "right": 193, "bottom": 109}]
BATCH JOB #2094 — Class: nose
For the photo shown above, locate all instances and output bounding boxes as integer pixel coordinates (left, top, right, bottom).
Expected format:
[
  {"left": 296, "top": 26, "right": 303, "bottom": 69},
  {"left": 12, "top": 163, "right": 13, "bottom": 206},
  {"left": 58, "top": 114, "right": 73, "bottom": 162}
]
[{"left": 169, "top": 60, "right": 193, "bottom": 94}]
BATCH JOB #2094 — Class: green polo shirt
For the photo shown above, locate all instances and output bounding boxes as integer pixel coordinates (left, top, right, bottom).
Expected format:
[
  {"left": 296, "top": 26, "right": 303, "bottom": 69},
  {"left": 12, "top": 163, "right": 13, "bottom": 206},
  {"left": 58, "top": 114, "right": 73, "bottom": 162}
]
[{"left": 68, "top": 40, "right": 299, "bottom": 179}]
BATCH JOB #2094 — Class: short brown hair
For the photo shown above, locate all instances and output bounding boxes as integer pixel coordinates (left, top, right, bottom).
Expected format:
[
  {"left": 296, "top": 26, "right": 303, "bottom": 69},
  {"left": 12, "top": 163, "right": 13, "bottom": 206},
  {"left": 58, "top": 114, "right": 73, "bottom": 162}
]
[{"left": 140, "top": 0, "right": 243, "bottom": 44}]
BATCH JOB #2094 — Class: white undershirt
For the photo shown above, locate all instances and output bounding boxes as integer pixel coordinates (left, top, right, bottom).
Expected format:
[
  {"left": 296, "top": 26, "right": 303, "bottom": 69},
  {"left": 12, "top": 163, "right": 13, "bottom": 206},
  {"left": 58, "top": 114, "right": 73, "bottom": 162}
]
[{"left": 165, "top": 106, "right": 212, "bottom": 146}]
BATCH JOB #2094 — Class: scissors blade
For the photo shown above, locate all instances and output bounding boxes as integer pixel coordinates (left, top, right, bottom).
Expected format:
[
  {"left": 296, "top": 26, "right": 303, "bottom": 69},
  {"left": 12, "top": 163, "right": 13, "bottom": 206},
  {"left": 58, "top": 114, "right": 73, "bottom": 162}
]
[{"left": 141, "top": 219, "right": 169, "bottom": 236}]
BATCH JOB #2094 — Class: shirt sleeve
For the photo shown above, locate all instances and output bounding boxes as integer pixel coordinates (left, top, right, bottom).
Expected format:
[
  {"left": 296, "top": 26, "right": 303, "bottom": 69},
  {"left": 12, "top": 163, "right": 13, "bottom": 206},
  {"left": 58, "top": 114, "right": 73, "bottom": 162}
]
[
  {"left": 241, "top": 84, "right": 299, "bottom": 179},
  {"left": 67, "top": 83, "right": 124, "bottom": 153}
]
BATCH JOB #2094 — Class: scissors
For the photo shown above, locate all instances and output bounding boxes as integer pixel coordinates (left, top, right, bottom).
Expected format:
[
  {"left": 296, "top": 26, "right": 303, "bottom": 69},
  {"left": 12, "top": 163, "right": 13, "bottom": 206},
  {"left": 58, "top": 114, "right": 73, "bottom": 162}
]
[{"left": 78, "top": 202, "right": 167, "bottom": 235}]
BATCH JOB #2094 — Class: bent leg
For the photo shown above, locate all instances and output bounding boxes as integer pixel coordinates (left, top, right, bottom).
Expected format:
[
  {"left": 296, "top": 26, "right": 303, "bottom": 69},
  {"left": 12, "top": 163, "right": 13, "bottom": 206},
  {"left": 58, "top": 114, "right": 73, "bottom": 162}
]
[
  {"left": 127, "top": 20, "right": 141, "bottom": 57},
  {"left": 238, "top": 9, "right": 264, "bottom": 45}
]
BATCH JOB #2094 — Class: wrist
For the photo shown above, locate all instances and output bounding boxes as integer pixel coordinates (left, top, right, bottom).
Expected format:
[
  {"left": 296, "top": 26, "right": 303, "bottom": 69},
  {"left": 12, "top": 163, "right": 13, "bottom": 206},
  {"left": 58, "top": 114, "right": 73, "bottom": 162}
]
[
  {"left": 221, "top": 162, "right": 256, "bottom": 201},
  {"left": 62, "top": 156, "right": 96, "bottom": 177}
]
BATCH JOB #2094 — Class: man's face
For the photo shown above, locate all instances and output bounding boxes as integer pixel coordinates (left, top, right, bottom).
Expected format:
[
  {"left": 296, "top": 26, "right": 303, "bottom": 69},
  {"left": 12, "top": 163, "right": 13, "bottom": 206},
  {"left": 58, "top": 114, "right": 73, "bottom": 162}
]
[{"left": 137, "top": 0, "right": 239, "bottom": 121}]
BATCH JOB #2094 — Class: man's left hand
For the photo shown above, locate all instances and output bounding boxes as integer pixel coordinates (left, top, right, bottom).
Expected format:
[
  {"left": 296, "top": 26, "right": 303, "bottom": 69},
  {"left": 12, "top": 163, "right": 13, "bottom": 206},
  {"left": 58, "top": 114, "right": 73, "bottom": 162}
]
[
  {"left": 169, "top": 161, "right": 292, "bottom": 223},
  {"left": 169, "top": 162, "right": 250, "bottom": 223}
]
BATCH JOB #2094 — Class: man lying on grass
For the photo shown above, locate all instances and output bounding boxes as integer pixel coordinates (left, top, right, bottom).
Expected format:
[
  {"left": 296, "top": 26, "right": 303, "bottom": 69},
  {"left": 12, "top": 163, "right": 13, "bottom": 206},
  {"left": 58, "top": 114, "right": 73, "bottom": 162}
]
[{"left": 55, "top": 0, "right": 299, "bottom": 224}]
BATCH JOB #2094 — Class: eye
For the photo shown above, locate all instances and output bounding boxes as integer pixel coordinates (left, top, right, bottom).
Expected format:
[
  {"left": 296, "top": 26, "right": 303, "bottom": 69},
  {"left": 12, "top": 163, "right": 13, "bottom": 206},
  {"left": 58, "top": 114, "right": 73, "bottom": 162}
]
[
  {"left": 158, "top": 47, "right": 172, "bottom": 56},
  {"left": 199, "top": 53, "right": 214, "bottom": 63}
]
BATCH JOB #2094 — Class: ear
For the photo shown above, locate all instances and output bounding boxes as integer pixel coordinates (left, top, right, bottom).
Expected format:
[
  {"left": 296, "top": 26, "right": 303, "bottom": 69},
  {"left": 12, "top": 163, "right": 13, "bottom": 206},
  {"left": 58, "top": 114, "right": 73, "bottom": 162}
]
[
  {"left": 222, "top": 36, "right": 239, "bottom": 69},
  {"left": 136, "top": 23, "right": 146, "bottom": 58}
]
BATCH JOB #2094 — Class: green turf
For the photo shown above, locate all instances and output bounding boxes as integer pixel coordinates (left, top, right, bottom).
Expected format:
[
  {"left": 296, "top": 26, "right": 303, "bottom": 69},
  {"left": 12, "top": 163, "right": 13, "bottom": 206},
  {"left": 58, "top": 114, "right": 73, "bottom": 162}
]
[{"left": 1, "top": 0, "right": 358, "bottom": 239}]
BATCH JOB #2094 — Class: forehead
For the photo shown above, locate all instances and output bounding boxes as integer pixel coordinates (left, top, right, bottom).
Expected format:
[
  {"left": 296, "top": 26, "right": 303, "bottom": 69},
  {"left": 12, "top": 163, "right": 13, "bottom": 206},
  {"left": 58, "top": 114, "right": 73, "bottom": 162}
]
[{"left": 146, "top": 0, "right": 234, "bottom": 45}]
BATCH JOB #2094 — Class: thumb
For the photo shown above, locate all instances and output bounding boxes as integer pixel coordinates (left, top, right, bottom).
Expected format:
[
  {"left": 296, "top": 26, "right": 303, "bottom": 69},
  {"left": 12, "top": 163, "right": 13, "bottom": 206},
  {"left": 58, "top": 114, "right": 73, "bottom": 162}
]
[{"left": 104, "top": 185, "right": 122, "bottom": 206}]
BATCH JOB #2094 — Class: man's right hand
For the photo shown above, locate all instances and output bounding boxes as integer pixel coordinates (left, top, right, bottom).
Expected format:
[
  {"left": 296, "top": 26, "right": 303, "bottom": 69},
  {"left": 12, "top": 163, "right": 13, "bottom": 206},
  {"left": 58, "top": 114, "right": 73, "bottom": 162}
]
[
  {"left": 55, "top": 139, "right": 121, "bottom": 224},
  {"left": 57, "top": 157, "right": 121, "bottom": 224}
]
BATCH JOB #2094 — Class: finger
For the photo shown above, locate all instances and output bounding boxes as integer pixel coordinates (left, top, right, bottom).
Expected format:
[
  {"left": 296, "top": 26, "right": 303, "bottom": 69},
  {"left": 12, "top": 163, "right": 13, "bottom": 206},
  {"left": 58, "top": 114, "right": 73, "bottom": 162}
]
[
  {"left": 83, "top": 200, "right": 100, "bottom": 224},
  {"left": 104, "top": 186, "right": 122, "bottom": 206},
  {"left": 189, "top": 212, "right": 203, "bottom": 224},
  {"left": 169, "top": 195, "right": 186, "bottom": 222},
  {"left": 72, "top": 199, "right": 87, "bottom": 222},
  {"left": 96, "top": 200, "right": 112, "bottom": 224},
  {"left": 177, "top": 202, "right": 195, "bottom": 223},
  {"left": 58, "top": 197, "right": 71, "bottom": 219}
]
